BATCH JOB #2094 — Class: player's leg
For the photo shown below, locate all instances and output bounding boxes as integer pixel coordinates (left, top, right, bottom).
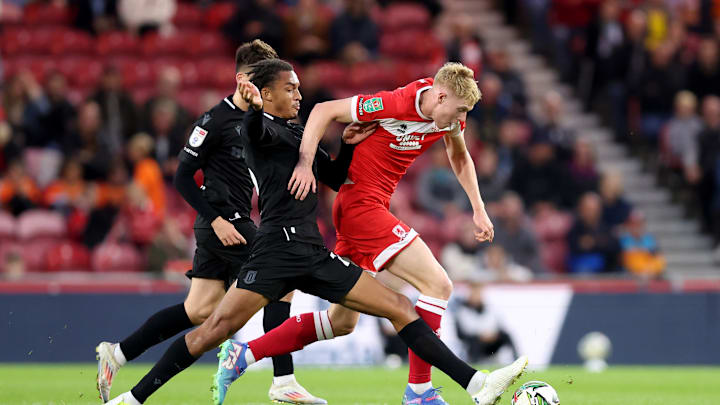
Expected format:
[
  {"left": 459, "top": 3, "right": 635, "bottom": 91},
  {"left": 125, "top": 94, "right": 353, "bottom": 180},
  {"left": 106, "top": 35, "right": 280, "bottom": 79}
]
[
  {"left": 96, "top": 277, "right": 224, "bottom": 402},
  {"left": 106, "top": 286, "right": 269, "bottom": 405},
  {"left": 265, "top": 291, "right": 328, "bottom": 404},
  {"left": 384, "top": 236, "right": 453, "bottom": 400},
  {"left": 340, "top": 272, "right": 528, "bottom": 405}
]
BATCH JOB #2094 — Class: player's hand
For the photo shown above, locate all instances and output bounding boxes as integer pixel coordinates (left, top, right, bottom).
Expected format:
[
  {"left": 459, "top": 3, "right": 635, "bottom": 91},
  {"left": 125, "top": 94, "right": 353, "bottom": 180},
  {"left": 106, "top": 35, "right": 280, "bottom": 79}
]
[
  {"left": 288, "top": 162, "right": 316, "bottom": 201},
  {"left": 473, "top": 208, "right": 494, "bottom": 242},
  {"left": 211, "top": 217, "right": 247, "bottom": 246},
  {"left": 238, "top": 80, "right": 263, "bottom": 110},
  {"left": 342, "top": 122, "right": 378, "bottom": 145}
]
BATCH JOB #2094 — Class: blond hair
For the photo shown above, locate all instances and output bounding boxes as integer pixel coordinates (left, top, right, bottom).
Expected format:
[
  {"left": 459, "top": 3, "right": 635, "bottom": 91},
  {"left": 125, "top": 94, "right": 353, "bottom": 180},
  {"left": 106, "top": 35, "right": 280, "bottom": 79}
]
[{"left": 434, "top": 62, "right": 481, "bottom": 105}]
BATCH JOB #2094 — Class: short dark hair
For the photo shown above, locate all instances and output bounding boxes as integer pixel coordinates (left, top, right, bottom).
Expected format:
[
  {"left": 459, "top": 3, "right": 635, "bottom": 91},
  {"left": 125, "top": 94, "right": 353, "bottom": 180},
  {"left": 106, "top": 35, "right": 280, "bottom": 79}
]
[
  {"left": 235, "top": 39, "right": 278, "bottom": 73},
  {"left": 248, "top": 59, "right": 294, "bottom": 91}
]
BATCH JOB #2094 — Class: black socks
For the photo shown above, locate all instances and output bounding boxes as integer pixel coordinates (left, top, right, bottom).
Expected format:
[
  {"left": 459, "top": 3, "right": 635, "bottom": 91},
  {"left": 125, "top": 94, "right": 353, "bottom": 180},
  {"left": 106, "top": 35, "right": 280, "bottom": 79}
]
[
  {"left": 120, "top": 303, "right": 194, "bottom": 361},
  {"left": 263, "top": 301, "right": 294, "bottom": 377},
  {"left": 131, "top": 335, "right": 198, "bottom": 403}
]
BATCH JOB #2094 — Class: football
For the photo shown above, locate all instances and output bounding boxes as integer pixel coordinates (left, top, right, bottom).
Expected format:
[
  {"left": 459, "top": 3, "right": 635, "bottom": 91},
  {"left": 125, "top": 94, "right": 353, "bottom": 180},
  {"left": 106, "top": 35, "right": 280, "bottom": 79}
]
[{"left": 510, "top": 381, "right": 560, "bottom": 405}]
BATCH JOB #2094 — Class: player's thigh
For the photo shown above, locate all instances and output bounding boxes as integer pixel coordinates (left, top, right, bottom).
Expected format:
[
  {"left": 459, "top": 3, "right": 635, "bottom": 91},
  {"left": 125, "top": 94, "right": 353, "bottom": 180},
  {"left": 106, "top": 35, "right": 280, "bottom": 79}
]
[
  {"left": 279, "top": 290, "right": 294, "bottom": 303},
  {"left": 340, "top": 272, "right": 417, "bottom": 330},
  {"left": 184, "top": 277, "right": 226, "bottom": 325},
  {"left": 385, "top": 237, "right": 452, "bottom": 299},
  {"left": 327, "top": 303, "right": 361, "bottom": 336}
]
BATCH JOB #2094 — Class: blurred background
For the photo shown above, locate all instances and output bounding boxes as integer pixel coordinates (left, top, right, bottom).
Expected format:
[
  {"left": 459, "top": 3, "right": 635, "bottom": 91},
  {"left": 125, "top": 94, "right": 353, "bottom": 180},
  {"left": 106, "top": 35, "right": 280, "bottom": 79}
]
[{"left": 0, "top": 0, "right": 719, "bottom": 368}]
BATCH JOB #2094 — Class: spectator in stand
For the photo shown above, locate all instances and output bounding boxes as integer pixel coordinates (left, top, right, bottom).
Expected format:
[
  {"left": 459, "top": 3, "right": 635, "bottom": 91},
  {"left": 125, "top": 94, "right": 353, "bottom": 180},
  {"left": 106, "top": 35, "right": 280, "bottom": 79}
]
[
  {"left": 619, "top": 210, "right": 665, "bottom": 278},
  {"left": 441, "top": 221, "right": 482, "bottom": 282},
  {"left": 118, "top": 0, "right": 176, "bottom": 36},
  {"left": 686, "top": 37, "right": 720, "bottom": 100},
  {"left": 665, "top": 90, "right": 703, "bottom": 182},
  {"left": 0, "top": 159, "right": 41, "bottom": 216},
  {"left": 446, "top": 15, "right": 483, "bottom": 74},
  {"left": 416, "top": 144, "right": 469, "bottom": 218},
  {"left": 89, "top": 66, "right": 138, "bottom": 152},
  {"left": 64, "top": 101, "right": 113, "bottom": 181},
  {"left": 146, "top": 99, "right": 186, "bottom": 179},
  {"left": 490, "top": 192, "right": 544, "bottom": 273},
  {"left": 127, "top": 133, "right": 165, "bottom": 219},
  {"left": 630, "top": 42, "right": 683, "bottom": 144},
  {"left": 143, "top": 67, "right": 191, "bottom": 135},
  {"left": 14, "top": 71, "right": 75, "bottom": 149},
  {"left": 39, "top": 71, "right": 76, "bottom": 148},
  {"left": 329, "top": 0, "right": 379, "bottom": 63},
  {"left": 509, "top": 134, "right": 571, "bottom": 210},
  {"left": 84, "top": 161, "right": 128, "bottom": 248},
  {"left": 2, "top": 72, "right": 39, "bottom": 145},
  {"left": 223, "top": 0, "right": 285, "bottom": 54},
  {"left": 44, "top": 160, "right": 90, "bottom": 215},
  {"left": 567, "top": 192, "right": 620, "bottom": 274},
  {"left": 471, "top": 74, "right": 511, "bottom": 144},
  {"left": 599, "top": 170, "right": 632, "bottom": 231},
  {"left": 568, "top": 137, "right": 599, "bottom": 200},
  {"left": 533, "top": 90, "right": 575, "bottom": 162},
  {"left": 697, "top": 95, "right": 720, "bottom": 240},
  {"left": 455, "top": 282, "right": 518, "bottom": 364},
  {"left": 74, "top": 0, "right": 119, "bottom": 35},
  {"left": 0, "top": 111, "right": 19, "bottom": 173},
  {"left": 642, "top": 0, "right": 671, "bottom": 51},
  {"left": 283, "top": 0, "right": 333, "bottom": 64},
  {"left": 476, "top": 146, "right": 508, "bottom": 207},
  {"left": 486, "top": 46, "right": 527, "bottom": 116},
  {"left": 549, "top": 0, "right": 603, "bottom": 82},
  {"left": 496, "top": 119, "right": 526, "bottom": 181},
  {"left": 618, "top": 9, "right": 649, "bottom": 140},
  {"left": 297, "top": 64, "right": 334, "bottom": 125},
  {"left": 477, "top": 245, "right": 533, "bottom": 282}
]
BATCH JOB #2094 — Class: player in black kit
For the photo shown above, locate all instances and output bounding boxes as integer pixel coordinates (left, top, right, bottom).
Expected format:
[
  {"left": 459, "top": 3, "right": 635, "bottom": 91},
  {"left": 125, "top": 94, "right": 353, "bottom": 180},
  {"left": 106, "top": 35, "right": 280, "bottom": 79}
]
[
  {"left": 96, "top": 40, "right": 346, "bottom": 404},
  {"left": 104, "top": 59, "right": 527, "bottom": 405}
]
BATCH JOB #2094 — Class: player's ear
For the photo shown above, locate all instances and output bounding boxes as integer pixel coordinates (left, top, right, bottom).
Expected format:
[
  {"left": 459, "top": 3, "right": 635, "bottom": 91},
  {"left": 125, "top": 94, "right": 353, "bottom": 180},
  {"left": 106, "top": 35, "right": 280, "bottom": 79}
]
[{"left": 261, "top": 86, "right": 272, "bottom": 102}]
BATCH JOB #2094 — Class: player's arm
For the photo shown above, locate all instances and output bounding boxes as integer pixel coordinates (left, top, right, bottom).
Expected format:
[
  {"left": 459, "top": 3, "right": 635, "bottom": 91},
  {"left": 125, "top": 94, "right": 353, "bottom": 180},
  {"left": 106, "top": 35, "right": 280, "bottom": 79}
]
[
  {"left": 289, "top": 98, "right": 354, "bottom": 200},
  {"left": 443, "top": 127, "right": 494, "bottom": 242},
  {"left": 238, "top": 80, "right": 279, "bottom": 146},
  {"left": 175, "top": 121, "right": 246, "bottom": 246},
  {"left": 315, "top": 122, "right": 376, "bottom": 191}
]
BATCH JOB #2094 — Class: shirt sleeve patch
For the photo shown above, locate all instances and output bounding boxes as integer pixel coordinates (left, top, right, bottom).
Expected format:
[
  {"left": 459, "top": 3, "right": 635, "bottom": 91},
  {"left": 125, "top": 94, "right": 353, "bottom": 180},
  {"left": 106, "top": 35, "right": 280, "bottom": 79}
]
[
  {"left": 361, "top": 97, "right": 384, "bottom": 113},
  {"left": 189, "top": 126, "right": 208, "bottom": 147}
]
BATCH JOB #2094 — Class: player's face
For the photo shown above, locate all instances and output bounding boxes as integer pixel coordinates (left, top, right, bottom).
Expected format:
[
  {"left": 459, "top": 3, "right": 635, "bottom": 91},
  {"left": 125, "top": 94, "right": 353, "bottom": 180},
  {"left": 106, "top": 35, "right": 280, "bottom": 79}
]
[
  {"left": 267, "top": 70, "right": 302, "bottom": 119},
  {"left": 432, "top": 91, "right": 472, "bottom": 129}
]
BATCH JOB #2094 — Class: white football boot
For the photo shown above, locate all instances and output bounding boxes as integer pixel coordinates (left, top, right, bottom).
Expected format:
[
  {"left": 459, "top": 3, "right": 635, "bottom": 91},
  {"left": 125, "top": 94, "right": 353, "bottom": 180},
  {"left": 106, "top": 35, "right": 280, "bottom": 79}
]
[
  {"left": 268, "top": 378, "right": 328, "bottom": 404},
  {"left": 96, "top": 342, "right": 122, "bottom": 402},
  {"left": 472, "top": 355, "right": 529, "bottom": 405}
]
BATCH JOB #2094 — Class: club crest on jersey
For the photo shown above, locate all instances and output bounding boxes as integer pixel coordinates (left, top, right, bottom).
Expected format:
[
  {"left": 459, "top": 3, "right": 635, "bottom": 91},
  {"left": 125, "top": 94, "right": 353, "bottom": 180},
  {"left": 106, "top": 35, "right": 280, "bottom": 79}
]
[
  {"left": 362, "top": 97, "right": 384, "bottom": 113},
  {"left": 189, "top": 126, "right": 208, "bottom": 147},
  {"left": 392, "top": 225, "right": 408, "bottom": 239}
]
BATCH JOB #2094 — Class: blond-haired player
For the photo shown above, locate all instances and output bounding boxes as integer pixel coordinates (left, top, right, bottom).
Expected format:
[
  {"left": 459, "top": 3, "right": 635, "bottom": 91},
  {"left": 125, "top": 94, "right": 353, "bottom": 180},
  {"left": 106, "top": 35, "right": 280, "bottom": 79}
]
[{"left": 232, "top": 62, "right": 527, "bottom": 405}]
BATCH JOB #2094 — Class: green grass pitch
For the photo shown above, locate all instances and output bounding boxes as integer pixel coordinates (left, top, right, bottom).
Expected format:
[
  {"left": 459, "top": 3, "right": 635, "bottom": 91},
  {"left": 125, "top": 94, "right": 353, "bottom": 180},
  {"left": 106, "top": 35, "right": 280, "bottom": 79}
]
[{"left": 0, "top": 364, "right": 719, "bottom": 404}]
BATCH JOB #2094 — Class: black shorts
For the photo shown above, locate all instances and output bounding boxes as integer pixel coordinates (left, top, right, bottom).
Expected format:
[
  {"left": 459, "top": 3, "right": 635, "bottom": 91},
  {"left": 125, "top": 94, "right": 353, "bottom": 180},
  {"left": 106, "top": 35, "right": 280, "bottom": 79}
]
[
  {"left": 185, "top": 220, "right": 257, "bottom": 289},
  {"left": 236, "top": 233, "right": 363, "bottom": 303}
]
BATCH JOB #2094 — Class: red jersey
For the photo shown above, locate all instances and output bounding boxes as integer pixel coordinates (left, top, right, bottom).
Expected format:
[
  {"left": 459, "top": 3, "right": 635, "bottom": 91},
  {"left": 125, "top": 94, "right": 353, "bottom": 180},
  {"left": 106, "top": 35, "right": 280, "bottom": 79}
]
[{"left": 347, "top": 78, "right": 465, "bottom": 202}]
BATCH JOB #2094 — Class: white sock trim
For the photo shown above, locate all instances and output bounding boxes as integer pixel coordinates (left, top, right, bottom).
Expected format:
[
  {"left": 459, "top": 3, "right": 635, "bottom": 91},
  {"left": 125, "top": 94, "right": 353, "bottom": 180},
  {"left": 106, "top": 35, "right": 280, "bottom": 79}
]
[
  {"left": 417, "top": 295, "right": 449, "bottom": 308},
  {"left": 466, "top": 371, "right": 487, "bottom": 395},
  {"left": 114, "top": 344, "right": 127, "bottom": 366},
  {"left": 123, "top": 391, "right": 142, "bottom": 405},
  {"left": 273, "top": 374, "right": 296, "bottom": 386},
  {"left": 408, "top": 382, "right": 433, "bottom": 394},
  {"left": 313, "top": 311, "right": 333, "bottom": 341},
  {"left": 244, "top": 346, "right": 256, "bottom": 365}
]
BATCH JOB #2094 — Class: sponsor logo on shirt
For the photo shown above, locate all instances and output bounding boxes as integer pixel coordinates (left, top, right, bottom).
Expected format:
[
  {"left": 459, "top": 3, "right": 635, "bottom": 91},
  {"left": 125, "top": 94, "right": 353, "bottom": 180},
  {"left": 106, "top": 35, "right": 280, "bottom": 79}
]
[
  {"left": 362, "top": 97, "right": 384, "bottom": 113},
  {"left": 357, "top": 96, "right": 365, "bottom": 117},
  {"left": 389, "top": 133, "right": 426, "bottom": 151},
  {"left": 183, "top": 147, "right": 198, "bottom": 157},
  {"left": 189, "top": 126, "right": 208, "bottom": 147}
]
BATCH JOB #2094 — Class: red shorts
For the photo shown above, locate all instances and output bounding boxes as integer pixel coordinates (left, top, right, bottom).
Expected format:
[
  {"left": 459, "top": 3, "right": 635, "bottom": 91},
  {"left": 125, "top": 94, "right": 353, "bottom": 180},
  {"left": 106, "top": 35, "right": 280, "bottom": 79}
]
[{"left": 332, "top": 184, "right": 419, "bottom": 272}]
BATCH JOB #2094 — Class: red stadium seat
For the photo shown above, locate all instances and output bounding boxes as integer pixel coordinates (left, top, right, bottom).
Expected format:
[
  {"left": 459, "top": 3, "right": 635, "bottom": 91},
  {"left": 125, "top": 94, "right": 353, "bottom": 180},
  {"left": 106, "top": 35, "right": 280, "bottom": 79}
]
[
  {"left": 92, "top": 243, "right": 143, "bottom": 272},
  {"left": 349, "top": 61, "right": 401, "bottom": 90},
  {"left": 120, "top": 60, "right": 156, "bottom": 88},
  {"left": 186, "top": 31, "right": 230, "bottom": 57},
  {"left": 204, "top": 2, "right": 236, "bottom": 29},
  {"left": 45, "top": 241, "right": 91, "bottom": 272},
  {"left": 172, "top": 3, "right": 204, "bottom": 27},
  {"left": 17, "top": 210, "right": 66, "bottom": 241},
  {"left": 1, "top": 27, "right": 32, "bottom": 56},
  {"left": 307, "top": 61, "right": 348, "bottom": 88},
  {"left": 58, "top": 57, "right": 103, "bottom": 89},
  {"left": 0, "top": 211, "right": 16, "bottom": 242},
  {"left": 23, "top": 3, "right": 72, "bottom": 26},
  {"left": 21, "top": 238, "right": 58, "bottom": 271},
  {"left": 96, "top": 31, "right": 141, "bottom": 56},
  {"left": 50, "top": 30, "right": 95, "bottom": 56},
  {"left": 141, "top": 32, "right": 188, "bottom": 57},
  {"left": 377, "top": 3, "right": 430, "bottom": 33}
]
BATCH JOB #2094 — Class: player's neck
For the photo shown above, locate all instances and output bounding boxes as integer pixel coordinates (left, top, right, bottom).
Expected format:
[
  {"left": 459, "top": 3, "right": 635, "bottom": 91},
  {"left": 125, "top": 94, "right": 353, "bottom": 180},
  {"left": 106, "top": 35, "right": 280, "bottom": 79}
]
[{"left": 418, "top": 88, "right": 436, "bottom": 120}]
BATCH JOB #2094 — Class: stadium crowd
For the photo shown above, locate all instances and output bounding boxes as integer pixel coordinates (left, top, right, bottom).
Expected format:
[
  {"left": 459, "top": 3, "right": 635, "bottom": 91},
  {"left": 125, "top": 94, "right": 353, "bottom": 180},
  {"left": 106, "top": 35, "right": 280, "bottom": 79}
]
[{"left": 0, "top": 0, "right": 682, "bottom": 281}]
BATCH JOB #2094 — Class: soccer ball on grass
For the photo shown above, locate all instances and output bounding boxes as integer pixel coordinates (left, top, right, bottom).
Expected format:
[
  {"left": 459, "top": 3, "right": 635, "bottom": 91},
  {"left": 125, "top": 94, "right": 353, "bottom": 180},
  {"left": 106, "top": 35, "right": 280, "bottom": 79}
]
[{"left": 510, "top": 381, "right": 560, "bottom": 405}]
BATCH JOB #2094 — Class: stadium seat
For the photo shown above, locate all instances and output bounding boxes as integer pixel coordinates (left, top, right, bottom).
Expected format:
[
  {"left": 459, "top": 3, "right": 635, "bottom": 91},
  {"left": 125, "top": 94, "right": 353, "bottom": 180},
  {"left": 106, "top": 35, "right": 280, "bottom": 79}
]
[
  {"left": 141, "top": 33, "right": 187, "bottom": 57},
  {"left": 91, "top": 243, "right": 143, "bottom": 272},
  {"left": 0, "top": 27, "right": 32, "bottom": 56},
  {"left": 306, "top": 61, "right": 348, "bottom": 89},
  {"left": 16, "top": 210, "right": 67, "bottom": 241},
  {"left": 57, "top": 56, "right": 104, "bottom": 89},
  {"left": 349, "top": 61, "right": 402, "bottom": 91},
  {"left": 96, "top": 31, "right": 141, "bottom": 56},
  {"left": 50, "top": 30, "right": 95, "bottom": 56},
  {"left": 186, "top": 31, "right": 230, "bottom": 57},
  {"left": 45, "top": 241, "right": 91, "bottom": 272},
  {"left": 0, "top": 211, "right": 17, "bottom": 242},
  {"left": 172, "top": 3, "right": 204, "bottom": 28},
  {"left": 377, "top": 2, "right": 430, "bottom": 33},
  {"left": 120, "top": 60, "right": 156, "bottom": 88},
  {"left": 22, "top": 3, "right": 72, "bottom": 26},
  {"left": 204, "top": 2, "right": 236, "bottom": 29},
  {"left": 21, "top": 238, "right": 58, "bottom": 272}
]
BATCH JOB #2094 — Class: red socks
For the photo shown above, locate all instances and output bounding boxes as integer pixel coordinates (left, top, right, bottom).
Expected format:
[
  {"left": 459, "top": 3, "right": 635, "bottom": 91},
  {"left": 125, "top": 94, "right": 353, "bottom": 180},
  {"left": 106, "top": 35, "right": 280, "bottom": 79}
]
[
  {"left": 408, "top": 295, "right": 448, "bottom": 384},
  {"left": 248, "top": 311, "right": 334, "bottom": 361}
]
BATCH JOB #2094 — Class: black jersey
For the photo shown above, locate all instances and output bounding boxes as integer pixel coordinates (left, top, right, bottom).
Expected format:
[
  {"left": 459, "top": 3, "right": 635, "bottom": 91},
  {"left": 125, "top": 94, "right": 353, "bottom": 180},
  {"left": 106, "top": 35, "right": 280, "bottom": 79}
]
[
  {"left": 178, "top": 96, "right": 255, "bottom": 228},
  {"left": 241, "top": 107, "right": 354, "bottom": 245}
]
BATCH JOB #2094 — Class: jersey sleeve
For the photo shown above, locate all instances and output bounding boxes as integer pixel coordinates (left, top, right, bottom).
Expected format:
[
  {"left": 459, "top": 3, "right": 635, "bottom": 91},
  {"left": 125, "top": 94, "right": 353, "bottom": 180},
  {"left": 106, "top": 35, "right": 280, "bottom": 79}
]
[
  {"left": 349, "top": 87, "right": 405, "bottom": 123},
  {"left": 178, "top": 112, "right": 222, "bottom": 170}
]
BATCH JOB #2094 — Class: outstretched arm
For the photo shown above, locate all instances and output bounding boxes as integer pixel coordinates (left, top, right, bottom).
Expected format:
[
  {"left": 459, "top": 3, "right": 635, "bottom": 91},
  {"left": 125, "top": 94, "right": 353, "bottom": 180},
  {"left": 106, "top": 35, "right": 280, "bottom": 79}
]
[
  {"left": 316, "top": 122, "right": 377, "bottom": 191},
  {"left": 288, "top": 98, "right": 354, "bottom": 200},
  {"left": 443, "top": 128, "right": 494, "bottom": 242}
]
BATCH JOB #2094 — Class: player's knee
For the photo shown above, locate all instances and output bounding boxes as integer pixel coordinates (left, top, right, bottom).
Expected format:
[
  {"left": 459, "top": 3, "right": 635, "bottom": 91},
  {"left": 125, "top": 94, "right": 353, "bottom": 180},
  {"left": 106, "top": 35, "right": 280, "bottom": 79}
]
[
  {"left": 421, "top": 268, "right": 452, "bottom": 300},
  {"left": 331, "top": 318, "right": 356, "bottom": 337},
  {"left": 388, "top": 293, "right": 416, "bottom": 324},
  {"left": 185, "top": 300, "right": 220, "bottom": 325}
]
